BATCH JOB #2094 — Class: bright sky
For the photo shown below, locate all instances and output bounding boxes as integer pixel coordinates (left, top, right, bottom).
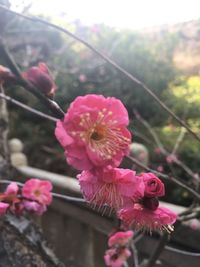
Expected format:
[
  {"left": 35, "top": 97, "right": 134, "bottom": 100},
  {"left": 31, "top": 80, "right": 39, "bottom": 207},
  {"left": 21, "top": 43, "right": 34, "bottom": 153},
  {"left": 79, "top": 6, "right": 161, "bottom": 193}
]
[{"left": 12, "top": 0, "right": 200, "bottom": 29}]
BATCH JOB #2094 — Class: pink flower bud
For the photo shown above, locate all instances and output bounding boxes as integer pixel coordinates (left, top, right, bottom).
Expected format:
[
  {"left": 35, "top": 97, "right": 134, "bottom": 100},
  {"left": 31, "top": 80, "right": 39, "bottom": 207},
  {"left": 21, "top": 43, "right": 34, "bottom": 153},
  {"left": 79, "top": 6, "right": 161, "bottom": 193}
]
[
  {"left": 157, "top": 165, "right": 164, "bottom": 172},
  {"left": 166, "top": 154, "right": 177, "bottom": 164},
  {"left": 3, "top": 182, "right": 19, "bottom": 204},
  {"left": 141, "top": 172, "right": 165, "bottom": 198},
  {"left": 5, "top": 182, "right": 19, "bottom": 195},
  {"left": 22, "top": 62, "right": 57, "bottom": 97},
  {"left": 154, "top": 147, "right": 161, "bottom": 155},
  {"left": 79, "top": 74, "right": 87, "bottom": 83},
  {"left": 108, "top": 231, "right": 134, "bottom": 247}
]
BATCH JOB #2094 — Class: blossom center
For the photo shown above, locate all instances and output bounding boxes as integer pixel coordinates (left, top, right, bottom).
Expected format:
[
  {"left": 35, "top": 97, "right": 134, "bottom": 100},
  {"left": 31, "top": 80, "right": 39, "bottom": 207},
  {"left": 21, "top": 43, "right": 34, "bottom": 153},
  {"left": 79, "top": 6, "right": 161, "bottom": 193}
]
[
  {"left": 34, "top": 189, "right": 41, "bottom": 197},
  {"left": 90, "top": 126, "right": 106, "bottom": 141},
  {"left": 74, "top": 109, "right": 130, "bottom": 160}
]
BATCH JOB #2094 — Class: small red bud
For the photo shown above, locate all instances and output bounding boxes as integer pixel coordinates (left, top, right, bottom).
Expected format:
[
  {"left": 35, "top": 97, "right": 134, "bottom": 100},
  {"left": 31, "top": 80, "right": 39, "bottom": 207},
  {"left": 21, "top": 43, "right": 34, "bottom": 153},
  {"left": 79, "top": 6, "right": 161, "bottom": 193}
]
[
  {"left": 143, "top": 197, "right": 159, "bottom": 211},
  {"left": 22, "top": 62, "right": 57, "bottom": 98}
]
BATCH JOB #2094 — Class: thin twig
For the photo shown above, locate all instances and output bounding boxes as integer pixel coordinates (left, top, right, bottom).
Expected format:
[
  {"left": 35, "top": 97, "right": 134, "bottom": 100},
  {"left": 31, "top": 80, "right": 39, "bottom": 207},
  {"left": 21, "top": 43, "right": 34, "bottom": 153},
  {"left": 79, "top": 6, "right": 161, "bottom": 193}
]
[
  {"left": 0, "top": 5, "right": 200, "bottom": 143},
  {"left": 0, "top": 38, "right": 65, "bottom": 119},
  {"left": 0, "top": 37, "right": 22, "bottom": 77},
  {"left": 179, "top": 212, "right": 200, "bottom": 222},
  {"left": 134, "top": 109, "right": 199, "bottom": 183},
  {"left": 126, "top": 155, "right": 200, "bottom": 201},
  {"left": 165, "top": 245, "right": 200, "bottom": 256},
  {"left": 172, "top": 127, "right": 186, "bottom": 154},
  {"left": 145, "top": 233, "right": 168, "bottom": 267},
  {"left": 0, "top": 180, "right": 86, "bottom": 204},
  {"left": 0, "top": 93, "right": 57, "bottom": 122},
  {"left": 52, "top": 192, "right": 86, "bottom": 204},
  {"left": 131, "top": 241, "right": 139, "bottom": 267},
  {"left": 178, "top": 206, "right": 200, "bottom": 221},
  {"left": 132, "top": 129, "right": 152, "bottom": 145},
  {"left": 133, "top": 110, "right": 166, "bottom": 154}
]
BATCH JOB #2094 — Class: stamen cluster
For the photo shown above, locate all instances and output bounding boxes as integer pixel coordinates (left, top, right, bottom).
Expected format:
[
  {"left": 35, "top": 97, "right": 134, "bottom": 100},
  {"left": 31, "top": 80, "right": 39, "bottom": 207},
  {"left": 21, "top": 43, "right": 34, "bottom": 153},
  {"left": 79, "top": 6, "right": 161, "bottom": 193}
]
[{"left": 55, "top": 94, "right": 131, "bottom": 170}]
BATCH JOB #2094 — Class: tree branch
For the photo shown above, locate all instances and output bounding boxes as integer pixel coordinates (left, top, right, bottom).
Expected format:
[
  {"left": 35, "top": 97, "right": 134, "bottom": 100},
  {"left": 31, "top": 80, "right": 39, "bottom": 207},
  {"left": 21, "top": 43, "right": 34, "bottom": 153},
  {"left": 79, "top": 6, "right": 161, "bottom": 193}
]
[
  {"left": 133, "top": 109, "right": 199, "bottom": 183},
  {"left": 0, "top": 38, "right": 65, "bottom": 119},
  {"left": 131, "top": 241, "right": 139, "bottom": 267},
  {"left": 0, "top": 93, "right": 58, "bottom": 122},
  {"left": 126, "top": 155, "right": 200, "bottom": 201},
  {"left": 145, "top": 233, "right": 168, "bottom": 267},
  {"left": 172, "top": 127, "right": 186, "bottom": 155},
  {"left": 0, "top": 179, "right": 86, "bottom": 204}
]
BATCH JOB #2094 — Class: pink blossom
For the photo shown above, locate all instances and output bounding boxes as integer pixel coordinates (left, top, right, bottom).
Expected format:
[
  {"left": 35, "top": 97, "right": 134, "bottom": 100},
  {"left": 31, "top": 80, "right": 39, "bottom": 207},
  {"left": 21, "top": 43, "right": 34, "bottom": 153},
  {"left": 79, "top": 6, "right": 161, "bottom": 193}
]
[
  {"left": 5, "top": 182, "right": 19, "bottom": 196},
  {"left": 190, "top": 219, "right": 200, "bottom": 230},
  {"left": 78, "top": 167, "right": 144, "bottom": 209},
  {"left": 91, "top": 24, "right": 99, "bottom": 33},
  {"left": 141, "top": 173, "right": 165, "bottom": 198},
  {"left": 79, "top": 74, "right": 87, "bottom": 83},
  {"left": 23, "top": 200, "right": 47, "bottom": 215},
  {"left": 108, "top": 230, "right": 134, "bottom": 247},
  {"left": 22, "top": 62, "right": 57, "bottom": 97},
  {"left": 55, "top": 94, "right": 131, "bottom": 170},
  {"left": 154, "top": 147, "right": 161, "bottom": 155},
  {"left": 0, "top": 202, "right": 9, "bottom": 215},
  {"left": 104, "top": 247, "right": 131, "bottom": 267},
  {"left": 0, "top": 182, "right": 19, "bottom": 205},
  {"left": 22, "top": 179, "right": 52, "bottom": 205},
  {"left": 166, "top": 154, "right": 177, "bottom": 164},
  {"left": 157, "top": 165, "right": 164, "bottom": 172},
  {"left": 119, "top": 204, "right": 177, "bottom": 232}
]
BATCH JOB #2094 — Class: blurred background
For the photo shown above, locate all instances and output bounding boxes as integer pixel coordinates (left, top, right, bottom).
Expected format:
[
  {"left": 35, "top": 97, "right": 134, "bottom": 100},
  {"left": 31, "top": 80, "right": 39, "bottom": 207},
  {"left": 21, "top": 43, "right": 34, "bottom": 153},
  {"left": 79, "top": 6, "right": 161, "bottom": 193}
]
[{"left": 1, "top": 0, "right": 200, "bottom": 207}]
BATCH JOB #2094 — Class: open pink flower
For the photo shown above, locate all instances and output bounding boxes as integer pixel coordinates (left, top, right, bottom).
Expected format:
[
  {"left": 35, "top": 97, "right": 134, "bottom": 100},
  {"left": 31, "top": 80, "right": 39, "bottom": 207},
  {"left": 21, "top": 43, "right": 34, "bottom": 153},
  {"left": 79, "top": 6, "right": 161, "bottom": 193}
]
[
  {"left": 23, "top": 62, "right": 57, "bottom": 97},
  {"left": 104, "top": 247, "right": 131, "bottom": 267},
  {"left": 22, "top": 179, "right": 52, "bottom": 205},
  {"left": 141, "top": 173, "right": 165, "bottom": 198},
  {"left": 0, "top": 202, "right": 9, "bottom": 215},
  {"left": 78, "top": 167, "right": 144, "bottom": 209},
  {"left": 108, "top": 230, "right": 134, "bottom": 247},
  {"left": 119, "top": 204, "right": 177, "bottom": 233},
  {"left": 55, "top": 94, "right": 131, "bottom": 170}
]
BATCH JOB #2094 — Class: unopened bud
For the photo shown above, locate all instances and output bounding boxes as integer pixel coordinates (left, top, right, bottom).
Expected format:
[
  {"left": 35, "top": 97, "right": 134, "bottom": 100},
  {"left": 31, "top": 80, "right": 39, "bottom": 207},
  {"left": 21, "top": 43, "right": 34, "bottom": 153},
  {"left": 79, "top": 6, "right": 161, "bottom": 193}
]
[
  {"left": 22, "top": 62, "right": 57, "bottom": 98},
  {"left": 143, "top": 197, "right": 159, "bottom": 211}
]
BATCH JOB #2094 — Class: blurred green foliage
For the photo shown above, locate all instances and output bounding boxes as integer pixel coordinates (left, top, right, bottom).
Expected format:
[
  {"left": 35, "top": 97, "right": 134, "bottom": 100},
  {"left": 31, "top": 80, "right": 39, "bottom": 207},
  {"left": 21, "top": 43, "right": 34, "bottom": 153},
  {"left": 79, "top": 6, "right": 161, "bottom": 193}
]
[{"left": 1, "top": 14, "right": 200, "bottom": 206}]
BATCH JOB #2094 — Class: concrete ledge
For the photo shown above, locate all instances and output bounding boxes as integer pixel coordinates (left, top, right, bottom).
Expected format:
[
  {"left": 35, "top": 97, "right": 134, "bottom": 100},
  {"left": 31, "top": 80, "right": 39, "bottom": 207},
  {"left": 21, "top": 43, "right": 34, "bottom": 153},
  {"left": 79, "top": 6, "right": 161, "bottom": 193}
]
[{"left": 18, "top": 166, "right": 80, "bottom": 194}]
